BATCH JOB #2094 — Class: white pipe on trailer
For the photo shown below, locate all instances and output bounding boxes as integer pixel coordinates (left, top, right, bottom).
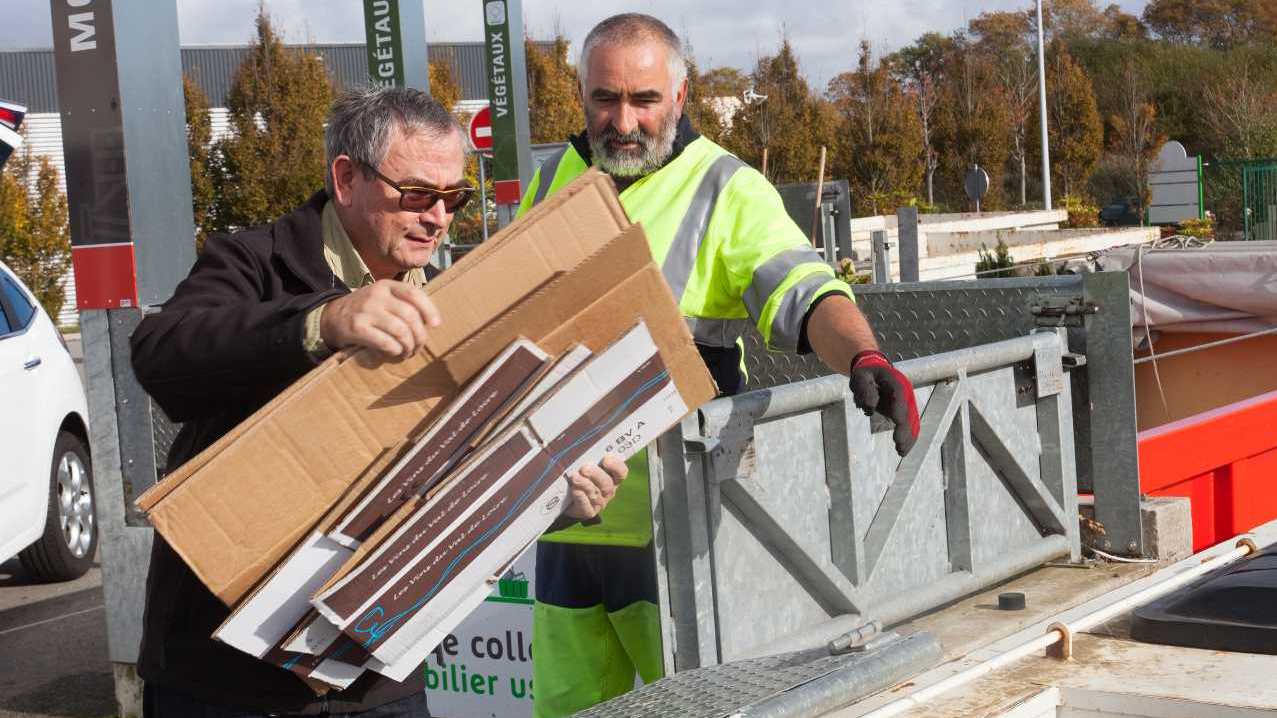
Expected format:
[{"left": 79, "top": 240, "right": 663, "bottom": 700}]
[{"left": 860, "top": 534, "right": 1264, "bottom": 718}]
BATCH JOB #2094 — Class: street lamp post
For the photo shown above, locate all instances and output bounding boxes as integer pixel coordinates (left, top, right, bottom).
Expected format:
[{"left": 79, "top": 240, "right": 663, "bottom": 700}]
[{"left": 1036, "top": 0, "right": 1052, "bottom": 210}]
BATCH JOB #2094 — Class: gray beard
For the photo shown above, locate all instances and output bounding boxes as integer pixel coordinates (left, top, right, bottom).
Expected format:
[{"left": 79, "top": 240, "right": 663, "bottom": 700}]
[{"left": 587, "top": 110, "right": 679, "bottom": 178}]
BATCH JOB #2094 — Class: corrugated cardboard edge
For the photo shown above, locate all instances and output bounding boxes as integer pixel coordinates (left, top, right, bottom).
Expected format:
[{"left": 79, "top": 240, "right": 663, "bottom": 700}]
[
  {"left": 135, "top": 168, "right": 625, "bottom": 514},
  {"left": 424, "top": 167, "right": 628, "bottom": 297}
]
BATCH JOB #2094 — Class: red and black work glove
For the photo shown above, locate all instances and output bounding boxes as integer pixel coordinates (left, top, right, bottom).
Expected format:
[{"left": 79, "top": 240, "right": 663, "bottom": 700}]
[{"left": 849, "top": 350, "right": 921, "bottom": 457}]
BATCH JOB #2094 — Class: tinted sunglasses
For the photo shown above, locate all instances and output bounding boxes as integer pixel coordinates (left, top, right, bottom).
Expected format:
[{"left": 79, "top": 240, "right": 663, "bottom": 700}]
[{"left": 362, "top": 162, "right": 475, "bottom": 213}]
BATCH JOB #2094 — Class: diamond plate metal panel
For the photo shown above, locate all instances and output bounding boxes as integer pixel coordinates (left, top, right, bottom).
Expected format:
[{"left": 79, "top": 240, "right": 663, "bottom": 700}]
[
  {"left": 576, "top": 634, "right": 939, "bottom": 718},
  {"left": 741, "top": 276, "right": 1085, "bottom": 391},
  {"left": 107, "top": 309, "right": 182, "bottom": 526}
]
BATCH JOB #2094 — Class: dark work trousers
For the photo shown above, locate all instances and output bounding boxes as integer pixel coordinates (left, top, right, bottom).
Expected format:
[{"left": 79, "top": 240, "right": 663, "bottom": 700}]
[{"left": 143, "top": 684, "right": 431, "bottom": 718}]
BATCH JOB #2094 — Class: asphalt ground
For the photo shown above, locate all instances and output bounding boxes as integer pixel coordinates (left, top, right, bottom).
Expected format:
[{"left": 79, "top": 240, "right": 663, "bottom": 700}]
[{"left": 0, "top": 558, "right": 114, "bottom": 718}]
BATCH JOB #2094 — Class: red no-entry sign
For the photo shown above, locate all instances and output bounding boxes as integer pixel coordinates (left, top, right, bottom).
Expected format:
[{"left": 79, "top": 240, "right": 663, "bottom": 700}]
[{"left": 468, "top": 106, "right": 493, "bottom": 153}]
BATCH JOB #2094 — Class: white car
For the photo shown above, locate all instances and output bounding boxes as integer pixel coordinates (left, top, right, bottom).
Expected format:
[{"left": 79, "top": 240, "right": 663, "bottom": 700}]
[{"left": 0, "top": 259, "right": 96, "bottom": 581}]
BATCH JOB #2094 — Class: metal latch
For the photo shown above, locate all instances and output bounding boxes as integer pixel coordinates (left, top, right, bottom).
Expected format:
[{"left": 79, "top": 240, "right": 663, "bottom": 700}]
[
  {"left": 1030, "top": 296, "right": 1099, "bottom": 327},
  {"left": 683, "top": 436, "right": 721, "bottom": 455},
  {"left": 1062, "top": 353, "right": 1087, "bottom": 369}
]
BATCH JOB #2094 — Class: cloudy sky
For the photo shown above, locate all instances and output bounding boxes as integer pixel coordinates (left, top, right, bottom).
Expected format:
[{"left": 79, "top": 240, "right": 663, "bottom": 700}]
[{"left": 3, "top": 0, "right": 1146, "bottom": 89}]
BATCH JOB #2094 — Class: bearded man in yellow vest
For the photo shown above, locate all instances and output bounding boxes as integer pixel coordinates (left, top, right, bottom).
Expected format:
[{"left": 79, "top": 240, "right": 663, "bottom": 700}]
[{"left": 518, "top": 14, "right": 921, "bottom": 717}]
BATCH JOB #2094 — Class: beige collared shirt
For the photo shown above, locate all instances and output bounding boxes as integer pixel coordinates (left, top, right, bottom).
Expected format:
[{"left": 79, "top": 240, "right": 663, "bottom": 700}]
[{"left": 303, "top": 202, "right": 430, "bottom": 359}]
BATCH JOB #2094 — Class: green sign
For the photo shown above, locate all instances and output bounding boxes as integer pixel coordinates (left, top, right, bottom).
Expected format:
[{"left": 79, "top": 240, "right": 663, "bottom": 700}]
[
  {"left": 484, "top": 0, "right": 520, "bottom": 202},
  {"left": 364, "top": 0, "right": 404, "bottom": 87}
]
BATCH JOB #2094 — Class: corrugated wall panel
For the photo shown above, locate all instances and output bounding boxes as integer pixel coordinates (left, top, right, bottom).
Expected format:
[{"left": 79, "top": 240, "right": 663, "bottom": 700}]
[
  {"left": 0, "top": 50, "right": 56, "bottom": 113},
  {"left": 181, "top": 46, "right": 252, "bottom": 108},
  {"left": 2, "top": 41, "right": 543, "bottom": 111}
]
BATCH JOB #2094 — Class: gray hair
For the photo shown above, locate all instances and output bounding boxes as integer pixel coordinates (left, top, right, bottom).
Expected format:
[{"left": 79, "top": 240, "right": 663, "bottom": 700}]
[
  {"left": 577, "top": 14, "right": 688, "bottom": 95},
  {"left": 324, "top": 86, "right": 463, "bottom": 195}
]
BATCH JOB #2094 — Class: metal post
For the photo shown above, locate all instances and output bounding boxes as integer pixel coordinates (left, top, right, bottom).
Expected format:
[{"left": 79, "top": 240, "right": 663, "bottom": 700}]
[
  {"left": 362, "top": 0, "right": 430, "bottom": 92},
  {"left": 1036, "top": 0, "right": 1052, "bottom": 210},
  {"left": 1083, "top": 272, "right": 1144, "bottom": 556},
  {"left": 478, "top": 152, "right": 489, "bottom": 242},
  {"left": 896, "top": 206, "right": 920, "bottom": 282},
  {"left": 482, "top": 0, "right": 533, "bottom": 227},
  {"left": 871, "top": 230, "right": 891, "bottom": 284},
  {"left": 397, "top": 1, "right": 430, "bottom": 92},
  {"left": 49, "top": 1, "right": 194, "bottom": 713}
]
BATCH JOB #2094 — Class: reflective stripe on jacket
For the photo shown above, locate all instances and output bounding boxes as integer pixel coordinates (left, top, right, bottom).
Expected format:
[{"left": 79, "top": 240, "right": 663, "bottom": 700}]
[{"left": 519, "top": 136, "right": 849, "bottom": 351}]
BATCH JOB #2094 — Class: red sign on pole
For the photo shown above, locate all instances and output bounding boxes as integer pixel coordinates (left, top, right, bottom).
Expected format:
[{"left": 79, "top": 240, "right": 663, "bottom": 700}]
[{"left": 468, "top": 106, "right": 493, "bottom": 153}]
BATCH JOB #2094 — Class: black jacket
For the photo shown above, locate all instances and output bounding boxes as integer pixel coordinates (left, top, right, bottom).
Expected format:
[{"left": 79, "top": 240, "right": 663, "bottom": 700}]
[{"left": 130, "top": 191, "right": 438, "bottom": 713}]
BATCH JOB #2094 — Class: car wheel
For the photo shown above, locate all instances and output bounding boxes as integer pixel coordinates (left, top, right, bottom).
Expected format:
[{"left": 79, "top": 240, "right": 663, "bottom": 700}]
[{"left": 19, "top": 431, "right": 97, "bottom": 582}]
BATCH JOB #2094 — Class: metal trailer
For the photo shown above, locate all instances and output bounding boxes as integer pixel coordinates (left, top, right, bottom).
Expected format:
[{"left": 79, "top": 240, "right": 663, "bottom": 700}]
[{"left": 581, "top": 272, "right": 1144, "bottom": 717}]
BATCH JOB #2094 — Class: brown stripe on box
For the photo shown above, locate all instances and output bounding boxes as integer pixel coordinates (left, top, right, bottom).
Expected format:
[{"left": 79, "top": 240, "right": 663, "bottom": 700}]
[
  {"left": 320, "top": 429, "right": 536, "bottom": 619},
  {"left": 541, "top": 355, "right": 669, "bottom": 457},
  {"left": 340, "top": 443, "right": 552, "bottom": 651},
  {"left": 263, "top": 636, "right": 371, "bottom": 688},
  {"left": 341, "top": 353, "right": 672, "bottom": 652},
  {"left": 336, "top": 344, "right": 547, "bottom": 543}
]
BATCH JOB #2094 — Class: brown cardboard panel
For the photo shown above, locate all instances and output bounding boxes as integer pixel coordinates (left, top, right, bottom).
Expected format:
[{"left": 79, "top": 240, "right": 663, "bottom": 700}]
[
  {"left": 136, "top": 170, "right": 711, "bottom": 606},
  {"left": 320, "top": 442, "right": 413, "bottom": 535}
]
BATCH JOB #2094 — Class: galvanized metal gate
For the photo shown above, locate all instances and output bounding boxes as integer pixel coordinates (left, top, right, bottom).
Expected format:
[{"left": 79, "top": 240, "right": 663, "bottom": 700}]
[
  {"left": 741, "top": 273, "right": 1143, "bottom": 559},
  {"left": 649, "top": 330, "right": 1081, "bottom": 673},
  {"left": 1243, "top": 161, "right": 1277, "bottom": 241}
]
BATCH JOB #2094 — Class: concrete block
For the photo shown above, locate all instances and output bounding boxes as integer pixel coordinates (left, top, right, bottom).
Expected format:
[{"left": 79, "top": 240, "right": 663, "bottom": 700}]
[
  {"left": 1079, "top": 496, "right": 1192, "bottom": 562},
  {"left": 1140, "top": 496, "right": 1193, "bottom": 562},
  {"left": 112, "top": 663, "right": 143, "bottom": 718}
]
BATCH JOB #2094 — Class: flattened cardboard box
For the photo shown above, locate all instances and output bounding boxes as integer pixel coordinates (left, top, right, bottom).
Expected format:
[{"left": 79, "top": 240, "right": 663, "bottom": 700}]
[
  {"left": 318, "top": 323, "right": 686, "bottom": 682},
  {"left": 136, "top": 168, "right": 717, "bottom": 606}
]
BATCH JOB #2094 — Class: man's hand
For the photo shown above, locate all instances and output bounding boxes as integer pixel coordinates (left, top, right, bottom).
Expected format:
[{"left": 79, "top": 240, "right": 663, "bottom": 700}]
[
  {"left": 319, "top": 280, "right": 441, "bottom": 359},
  {"left": 849, "top": 350, "right": 920, "bottom": 457},
  {"left": 563, "top": 454, "right": 628, "bottom": 520}
]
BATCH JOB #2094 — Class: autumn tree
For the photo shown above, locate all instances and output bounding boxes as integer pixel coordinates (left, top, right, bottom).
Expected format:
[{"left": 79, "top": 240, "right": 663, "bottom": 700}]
[
  {"left": 725, "top": 40, "right": 836, "bottom": 183},
  {"left": 428, "top": 52, "right": 462, "bottom": 112},
  {"left": 209, "top": 10, "right": 332, "bottom": 233},
  {"left": 1142, "top": 0, "right": 1273, "bottom": 47},
  {"left": 1038, "top": 42, "right": 1103, "bottom": 199},
  {"left": 968, "top": 9, "right": 1033, "bottom": 50},
  {"left": 0, "top": 143, "right": 70, "bottom": 319},
  {"left": 1102, "top": 4, "right": 1149, "bottom": 39},
  {"left": 183, "top": 73, "right": 215, "bottom": 251},
  {"left": 892, "top": 33, "right": 952, "bottom": 205},
  {"left": 934, "top": 42, "right": 1013, "bottom": 209},
  {"left": 1108, "top": 58, "right": 1167, "bottom": 222},
  {"left": 827, "top": 43, "right": 923, "bottom": 215},
  {"left": 685, "top": 56, "right": 747, "bottom": 143},
  {"left": 1046, "top": 0, "right": 1106, "bottom": 41},
  {"left": 1201, "top": 56, "right": 1277, "bottom": 159},
  {"left": 968, "top": 10, "right": 1038, "bottom": 206},
  {"left": 526, "top": 35, "right": 581, "bottom": 143}
]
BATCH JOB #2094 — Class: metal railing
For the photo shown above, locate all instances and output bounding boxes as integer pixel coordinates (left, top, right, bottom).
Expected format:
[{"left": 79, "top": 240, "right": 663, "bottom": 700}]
[{"left": 650, "top": 330, "right": 1081, "bottom": 673}]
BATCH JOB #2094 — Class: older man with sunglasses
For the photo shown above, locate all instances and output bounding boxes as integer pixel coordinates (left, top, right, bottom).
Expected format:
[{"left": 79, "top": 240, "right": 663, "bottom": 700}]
[{"left": 129, "top": 87, "right": 628, "bottom": 718}]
